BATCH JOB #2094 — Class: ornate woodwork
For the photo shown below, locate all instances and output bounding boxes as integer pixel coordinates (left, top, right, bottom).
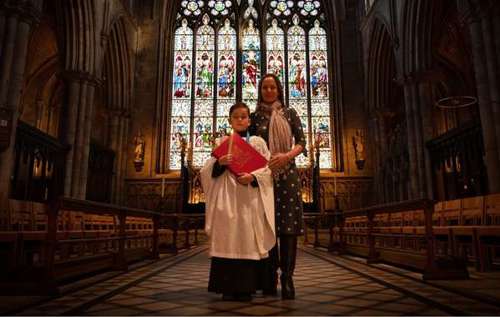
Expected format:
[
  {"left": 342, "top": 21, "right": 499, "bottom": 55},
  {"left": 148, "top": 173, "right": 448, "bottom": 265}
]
[
  {"left": 10, "top": 121, "right": 68, "bottom": 203},
  {"left": 427, "top": 120, "right": 487, "bottom": 201}
]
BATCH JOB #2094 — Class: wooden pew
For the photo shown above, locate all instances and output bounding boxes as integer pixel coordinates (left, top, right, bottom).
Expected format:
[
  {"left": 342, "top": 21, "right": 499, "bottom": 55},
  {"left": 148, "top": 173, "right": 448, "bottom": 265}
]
[{"left": 478, "top": 194, "right": 500, "bottom": 271}]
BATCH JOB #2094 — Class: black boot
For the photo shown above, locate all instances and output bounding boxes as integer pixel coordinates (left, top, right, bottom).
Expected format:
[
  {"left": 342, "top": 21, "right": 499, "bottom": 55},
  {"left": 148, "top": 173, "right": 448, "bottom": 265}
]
[
  {"left": 280, "top": 236, "right": 297, "bottom": 300},
  {"left": 263, "top": 245, "right": 279, "bottom": 296}
]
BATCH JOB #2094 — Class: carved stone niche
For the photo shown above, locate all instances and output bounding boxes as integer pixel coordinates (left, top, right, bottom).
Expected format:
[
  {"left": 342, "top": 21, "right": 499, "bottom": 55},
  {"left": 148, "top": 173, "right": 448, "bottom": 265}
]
[
  {"left": 352, "top": 129, "right": 366, "bottom": 170},
  {"left": 133, "top": 132, "right": 145, "bottom": 172}
]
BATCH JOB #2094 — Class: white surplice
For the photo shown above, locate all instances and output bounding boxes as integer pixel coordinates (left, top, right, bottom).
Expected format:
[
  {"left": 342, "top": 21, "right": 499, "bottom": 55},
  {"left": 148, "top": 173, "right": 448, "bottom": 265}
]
[{"left": 200, "top": 136, "right": 276, "bottom": 260}]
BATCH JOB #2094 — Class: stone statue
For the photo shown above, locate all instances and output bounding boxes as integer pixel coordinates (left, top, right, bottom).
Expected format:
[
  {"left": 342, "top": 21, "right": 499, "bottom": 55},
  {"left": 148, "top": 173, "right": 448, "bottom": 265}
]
[
  {"left": 352, "top": 129, "right": 366, "bottom": 170},
  {"left": 133, "top": 131, "right": 145, "bottom": 172},
  {"left": 134, "top": 133, "right": 145, "bottom": 162}
]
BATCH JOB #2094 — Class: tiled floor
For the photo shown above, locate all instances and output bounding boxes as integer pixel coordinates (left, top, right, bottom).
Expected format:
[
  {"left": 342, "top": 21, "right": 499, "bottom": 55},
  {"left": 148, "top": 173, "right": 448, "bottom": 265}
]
[{"left": 12, "top": 245, "right": 500, "bottom": 316}]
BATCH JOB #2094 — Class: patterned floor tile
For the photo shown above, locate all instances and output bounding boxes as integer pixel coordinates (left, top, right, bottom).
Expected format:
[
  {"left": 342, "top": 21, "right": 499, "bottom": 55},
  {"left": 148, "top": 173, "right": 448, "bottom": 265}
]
[{"left": 11, "top": 246, "right": 500, "bottom": 316}]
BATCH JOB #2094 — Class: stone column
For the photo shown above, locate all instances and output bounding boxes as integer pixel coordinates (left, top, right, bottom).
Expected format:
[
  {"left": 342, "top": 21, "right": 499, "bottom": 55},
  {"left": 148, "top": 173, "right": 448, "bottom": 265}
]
[
  {"left": 0, "top": 7, "right": 6, "bottom": 55},
  {"left": 71, "top": 81, "right": 88, "bottom": 197},
  {"left": 494, "top": 6, "right": 500, "bottom": 81},
  {"left": 0, "top": 0, "right": 42, "bottom": 211},
  {"left": 418, "top": 81, "right": 435, "bottom": 199},
  {"left": 468, "top": 12, "right": 500, "bottom": 192},
  {"left": 120, "top": 116, "right": 130, "bottom": 205},
  {"left": 400, "top": 75, "right": 436, "bottom": 200},
  {"left": 115, "top": 115, "right": 125, "bottom": 204},
  {"left": 78, "top": 83, "right": 96, "bottom": 199},
  {"left": 370, "top": 116, "right": 382, "bottom": 202},
  {"left": 410, "top": 82, "right": 428, "bottom": 199},
  {"left": 0, "top": 13, "right": 18, "bottom": 105},
  {"left": 403, "top": 81, "right": 421, "bottom": 200},
  {"left": 63, "top": 78, "right": 81, "bottom": 196},
  {"left": 109, "top": 110, "right": 129, "bottom": 205},
  {"left": 109, "top": 112, "right": 120, "bottom": 203},
  {"left": 62, "top": 72, "right": 99, "bottom": 199},
  {"left": 482, "top": 16, "right": 500, "bottom": 159}
]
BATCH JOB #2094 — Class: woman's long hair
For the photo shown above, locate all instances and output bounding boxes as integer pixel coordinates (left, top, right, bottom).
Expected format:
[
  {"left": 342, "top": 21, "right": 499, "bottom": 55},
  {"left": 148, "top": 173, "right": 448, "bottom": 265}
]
[{"left": 257, "top": 73, "right": 285, "bottom": 110}]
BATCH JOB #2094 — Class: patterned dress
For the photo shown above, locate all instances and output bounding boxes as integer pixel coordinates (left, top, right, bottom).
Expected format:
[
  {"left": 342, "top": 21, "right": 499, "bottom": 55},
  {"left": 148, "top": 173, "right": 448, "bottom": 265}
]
[{"left": 250, "top": 107, "right": 306, "bottom": 236}]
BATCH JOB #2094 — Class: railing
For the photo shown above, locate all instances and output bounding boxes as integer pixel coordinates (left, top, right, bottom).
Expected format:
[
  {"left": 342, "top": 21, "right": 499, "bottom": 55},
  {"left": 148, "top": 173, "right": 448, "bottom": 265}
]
[
  {"left": 304, "top": 199, "right": 470, "bottom": 280},
  {"left": 0, "top": 197, "right": 205, "bottom": 295},
  {"left": 161, "top": 213, "right": 205, "bottom": 254},
  {"left": 305, "top": 193, "right": 500, "bottom": 276},
  {"left": 303, "top": 211, "right": 342, "bottom": 251}
]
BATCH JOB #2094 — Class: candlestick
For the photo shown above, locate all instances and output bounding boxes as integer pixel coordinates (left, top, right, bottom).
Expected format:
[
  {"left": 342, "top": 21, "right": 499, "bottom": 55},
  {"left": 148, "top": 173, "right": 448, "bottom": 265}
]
[{"left": 228, "top": 131, "right": 234, "bottom": 155}]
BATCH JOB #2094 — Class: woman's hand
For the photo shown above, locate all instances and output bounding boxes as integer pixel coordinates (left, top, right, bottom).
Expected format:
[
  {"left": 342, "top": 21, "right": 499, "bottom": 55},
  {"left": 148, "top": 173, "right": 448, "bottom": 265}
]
[
  {"left": 237, "top": 173, "right": 254, "bottom": 185},
  {"left": 269, "top": 153, "right": 290, "bottom": 171},
  {"left": 218, "top": 154, "right": 233, "bottom": 166}
]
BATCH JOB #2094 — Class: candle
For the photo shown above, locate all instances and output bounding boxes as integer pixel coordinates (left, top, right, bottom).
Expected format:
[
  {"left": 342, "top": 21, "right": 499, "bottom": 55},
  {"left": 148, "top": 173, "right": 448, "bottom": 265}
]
[
  {"left": 228, "top": 131, "right": 234, "bottom": 155},
  {"left": 334, "top": 176, "right": 337, "bottom": 196},
  {"left": 161, "top": 177, "right": 165, "bottom": 198}
]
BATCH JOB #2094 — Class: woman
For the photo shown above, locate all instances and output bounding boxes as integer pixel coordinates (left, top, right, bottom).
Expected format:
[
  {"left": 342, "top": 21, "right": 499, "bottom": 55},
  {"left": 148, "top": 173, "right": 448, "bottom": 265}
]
[{"left": 250, "top": 74, "right": 306, "bottom": 300}]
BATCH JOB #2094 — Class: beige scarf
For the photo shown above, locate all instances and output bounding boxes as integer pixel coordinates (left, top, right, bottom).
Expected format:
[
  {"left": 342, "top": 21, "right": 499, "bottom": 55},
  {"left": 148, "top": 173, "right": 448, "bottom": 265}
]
[{"left": 257, "top": 100, "right": 293, "bottom": 176}]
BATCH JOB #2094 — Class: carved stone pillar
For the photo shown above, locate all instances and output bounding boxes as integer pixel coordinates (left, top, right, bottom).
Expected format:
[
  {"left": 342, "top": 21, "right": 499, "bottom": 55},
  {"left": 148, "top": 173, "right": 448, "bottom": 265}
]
[
  {"left": 468, "top": 9, "right": 500, "bottom": 192},
  {"left": 79, "top": 82, "right": 96, "bottom": 199},
  {"left": 494, "top": 7, "right": 500, "bottom": 82},
  {"left": 62, "top": 71, "right": 99, "bottom": 199},
  {"left": 0, "top": 13, "right": 18, "bottom": 105},
  {"left": 401, "top": 75, "right": 437, "bottom": 200},
  {"left": 109, "top": 112, "right": 120, "bottom": 203},
  {"left": 109, "top": 110, "right": 129, "bottom": 205},
  {"left": 402, "top": 82, "right": 421, "bottom": 200},
  {"left": 370, "top": 116, "right": 382, "bottom": 201},
  {"left": 116, "top": 114, "right": 126, "bottom": 204},
  {"left": 418, "top": 81, "right": 435, "bottom": 199},
  {"left": 481, "top": 16, "right": 500, "bottom": 157},
  {"left": 0, "top": 0, "right": 42, "bottom": 210}
]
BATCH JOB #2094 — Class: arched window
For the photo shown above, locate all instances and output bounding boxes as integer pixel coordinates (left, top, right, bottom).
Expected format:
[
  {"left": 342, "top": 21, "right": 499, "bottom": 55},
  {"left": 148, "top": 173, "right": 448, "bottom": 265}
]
[{"left": 169, "top": 0, "right": 335, "bottom": 170}]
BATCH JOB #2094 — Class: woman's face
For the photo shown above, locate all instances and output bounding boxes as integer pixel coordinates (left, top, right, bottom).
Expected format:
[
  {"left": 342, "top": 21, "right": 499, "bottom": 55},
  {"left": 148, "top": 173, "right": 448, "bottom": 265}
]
[{"left": 261, "top": 77, "right": 279, "bottom": 104}]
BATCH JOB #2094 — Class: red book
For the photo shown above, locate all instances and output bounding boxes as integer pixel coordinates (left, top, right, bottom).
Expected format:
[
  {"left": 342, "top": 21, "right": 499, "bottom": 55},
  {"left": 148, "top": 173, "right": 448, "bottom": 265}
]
[{"left": 212, "top": 133, "right": 268, "bottom": 175}]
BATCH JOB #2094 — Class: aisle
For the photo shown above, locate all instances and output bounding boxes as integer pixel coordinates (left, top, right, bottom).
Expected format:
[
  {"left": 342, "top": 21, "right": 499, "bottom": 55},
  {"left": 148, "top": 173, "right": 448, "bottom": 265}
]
[{"left": 17, "top": 246, "right": 463, "bottom": 316}]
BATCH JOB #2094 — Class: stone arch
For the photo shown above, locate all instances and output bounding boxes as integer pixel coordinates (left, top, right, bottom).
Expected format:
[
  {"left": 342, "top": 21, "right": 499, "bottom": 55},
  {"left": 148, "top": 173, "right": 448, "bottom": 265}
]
[
  {"left": 399, "top": 0, "right": 435, "bottom": 75},
  {"left": 366, "top": 18, "right": 408, "bottom": 203},
  {"left": 95, "top": 16, "right": 135, "bottom": 204},
  {"left": 20, "top": 3, "right": 65, "bottom": 138}
]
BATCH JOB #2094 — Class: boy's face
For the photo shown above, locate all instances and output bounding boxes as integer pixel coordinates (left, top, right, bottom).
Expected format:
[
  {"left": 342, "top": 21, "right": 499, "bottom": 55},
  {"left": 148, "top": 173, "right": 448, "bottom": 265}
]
[{"left": 229, "top": 108, "right": 250, "bottom": 132}]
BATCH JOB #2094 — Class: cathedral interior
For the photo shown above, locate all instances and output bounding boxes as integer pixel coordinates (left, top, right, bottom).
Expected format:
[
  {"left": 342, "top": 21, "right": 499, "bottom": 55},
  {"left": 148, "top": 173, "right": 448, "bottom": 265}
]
[{"left": 1, "top": 0, "right": 500, "bottom": 315}]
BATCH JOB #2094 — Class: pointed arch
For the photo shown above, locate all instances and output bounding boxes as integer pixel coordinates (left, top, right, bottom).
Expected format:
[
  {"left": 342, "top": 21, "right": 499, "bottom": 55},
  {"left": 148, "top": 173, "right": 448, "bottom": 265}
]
[
  {"left": 157, "top": 0, "right": 342, "bottom": 172},
  {"left": 400, "top": 0, "right": 435, "bottom": 75}
]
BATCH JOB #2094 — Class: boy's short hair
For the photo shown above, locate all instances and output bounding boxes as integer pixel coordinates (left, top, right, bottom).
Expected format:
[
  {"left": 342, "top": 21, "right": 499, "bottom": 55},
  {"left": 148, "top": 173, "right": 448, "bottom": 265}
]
[{"left": 229, "top": 102, "right": 251, "bottom": 117}]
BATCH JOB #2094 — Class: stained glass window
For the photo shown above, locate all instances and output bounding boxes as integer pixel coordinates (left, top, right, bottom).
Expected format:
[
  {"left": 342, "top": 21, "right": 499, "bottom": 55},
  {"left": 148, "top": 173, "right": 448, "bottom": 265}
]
[
  {"left": 170, "top": 19, "right": 193, "bottom": 170},
  {"left": 266, "top": 19, "right": 285, "bottom": 84},
  {"left": 288, "top": 15, "right": 309, "bottom": 167},
  {"left": 170, "top": 0, "right": 335, "bottom": 169},
  {"left": 192, "top": 14, "right": 215, "bottom": 167},
  {"left": 298, "top": 0, "right": 320, "bottom": 16},
  {"left": 309, "top": 20, "right": 332, "bottom": 168},
  {"left": 216, "top": 19, "right": 236, "bottom": 135},
  {"left": 241, "top": 19, "right": 261, "bottom": 111}
]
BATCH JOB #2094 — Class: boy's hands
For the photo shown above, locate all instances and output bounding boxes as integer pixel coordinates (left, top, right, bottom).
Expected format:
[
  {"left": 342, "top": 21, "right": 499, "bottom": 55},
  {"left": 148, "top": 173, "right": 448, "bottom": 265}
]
[
  {"left": 237, "top": 172, "right": 254, "bottom": 185},
  {"left": 218, "top": 154, "right": 233, "bottom": 165}
]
